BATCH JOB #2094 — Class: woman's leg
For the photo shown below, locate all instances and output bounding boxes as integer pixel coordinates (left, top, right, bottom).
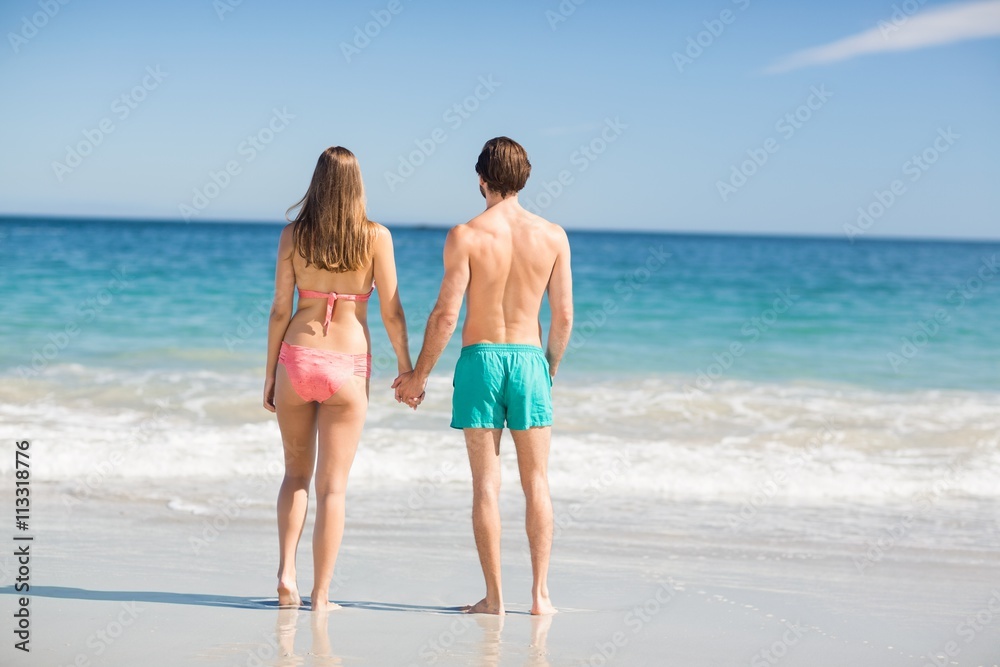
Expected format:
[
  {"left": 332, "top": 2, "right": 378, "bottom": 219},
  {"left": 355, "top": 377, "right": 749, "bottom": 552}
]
[
  {"left": 274, "top": 362, "right": 318, "bottom": 607},
  {"left": 311, "top": 375, "right": 367, "bottom": 611}
]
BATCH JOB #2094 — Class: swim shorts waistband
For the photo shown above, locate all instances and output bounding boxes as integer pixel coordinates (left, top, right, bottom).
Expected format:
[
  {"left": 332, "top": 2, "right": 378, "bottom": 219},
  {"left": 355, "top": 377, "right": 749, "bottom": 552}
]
[{"left": 460, "top": 343, "right": 545, "bottom": 356}]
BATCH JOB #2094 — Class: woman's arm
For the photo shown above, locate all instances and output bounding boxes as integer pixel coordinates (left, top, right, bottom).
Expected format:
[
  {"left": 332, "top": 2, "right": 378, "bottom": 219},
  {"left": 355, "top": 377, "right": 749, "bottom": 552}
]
[
  {"left": 372, "top": 224, "right": 412, "bottom": 375},
  {"left": 263, "top": 224, "right": 296, "bottom": 412}
]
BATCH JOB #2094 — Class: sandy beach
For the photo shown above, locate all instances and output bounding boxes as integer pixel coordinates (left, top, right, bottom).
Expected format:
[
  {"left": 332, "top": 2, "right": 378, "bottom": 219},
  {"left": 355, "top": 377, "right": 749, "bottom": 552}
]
[{"left": 2, "top": 474, "right": 997, "bottom": 666}]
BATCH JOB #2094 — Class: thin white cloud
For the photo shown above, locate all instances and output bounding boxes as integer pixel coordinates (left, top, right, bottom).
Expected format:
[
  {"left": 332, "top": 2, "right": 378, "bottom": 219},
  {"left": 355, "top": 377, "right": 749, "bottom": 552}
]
[{"left": 765, "top": 0, "right": 1000, "bottom": 74}]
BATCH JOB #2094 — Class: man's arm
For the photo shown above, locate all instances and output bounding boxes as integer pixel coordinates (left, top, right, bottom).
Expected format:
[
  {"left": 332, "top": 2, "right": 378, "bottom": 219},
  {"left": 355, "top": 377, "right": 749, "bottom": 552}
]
[
  {"left": 414, "top": 226, "right": 471, "bottom": 379},
  {"left": 393, "top": 226, "right": 470, "bottom": 403},
  {"left": 545, "top": 228, "right": 573, "bottom": 378}
]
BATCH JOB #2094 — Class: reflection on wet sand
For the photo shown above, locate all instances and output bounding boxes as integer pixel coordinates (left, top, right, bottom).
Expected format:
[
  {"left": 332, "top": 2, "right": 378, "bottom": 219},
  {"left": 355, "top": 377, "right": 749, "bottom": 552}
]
[
  {"left": 275, "top": 607, "right": 302, "bottom": 667},
  {"left": 528, "top": 615, "right": 553, "bottom": 667},
  {"left": 473, "top": 612, "right": 553, "bottom": 667},
  {"left": 310, "top": 610, "right": 343, "bottom": 666},
  {"left": 474, "top": 614, "right": 504, "bottom": 667},
  {"left": 271, "top": 605, "right": 552, "bottom": 666},
  {"left": 273, "top": 607, "right": 342, "bottom": 666}
]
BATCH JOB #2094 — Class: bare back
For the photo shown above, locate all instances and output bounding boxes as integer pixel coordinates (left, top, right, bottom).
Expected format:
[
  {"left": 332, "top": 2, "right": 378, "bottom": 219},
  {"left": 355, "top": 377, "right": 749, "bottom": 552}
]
[
  {"left": 286, "top": 255, "right": 373, "bottom": 352},
  {"left": 273, "top": 222, "right": 400, "bottom": 356},
  {"left": 460, "top": 200, "right": 565, "bottom": 346}
]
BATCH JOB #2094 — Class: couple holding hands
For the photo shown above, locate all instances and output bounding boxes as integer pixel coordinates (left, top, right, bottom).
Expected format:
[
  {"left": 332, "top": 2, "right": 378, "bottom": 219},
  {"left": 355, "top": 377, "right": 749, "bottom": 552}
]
[{"left": 262, "top": 137, "right": 573, "bottom": 615}]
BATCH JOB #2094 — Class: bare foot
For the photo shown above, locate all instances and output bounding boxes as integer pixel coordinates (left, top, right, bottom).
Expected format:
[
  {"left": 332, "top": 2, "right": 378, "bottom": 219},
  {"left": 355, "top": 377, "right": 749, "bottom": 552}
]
[
  {"left": 277, "top": 578, "right": 301, "bottom": 608},
  {"left": 310, "top": 594, "right": 342, "bottom": 613},
  {"left": 531, "top": 596, "right": 557, "bottom": 616},
  {"left": 462, "top": 597, "right": 505, "bottom": 615}
]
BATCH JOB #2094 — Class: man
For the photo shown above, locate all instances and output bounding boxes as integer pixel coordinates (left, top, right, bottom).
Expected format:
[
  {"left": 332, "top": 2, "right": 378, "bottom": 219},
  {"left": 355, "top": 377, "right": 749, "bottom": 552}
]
[{"left": 393, "top": 137, "right": 573, "bottom": 616}]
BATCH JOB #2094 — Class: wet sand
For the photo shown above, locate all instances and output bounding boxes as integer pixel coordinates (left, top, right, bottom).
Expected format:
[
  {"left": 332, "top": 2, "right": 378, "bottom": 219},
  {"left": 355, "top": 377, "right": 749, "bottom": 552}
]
[{"left": 1, "top": 479, "right": 998, "bottom": 666}]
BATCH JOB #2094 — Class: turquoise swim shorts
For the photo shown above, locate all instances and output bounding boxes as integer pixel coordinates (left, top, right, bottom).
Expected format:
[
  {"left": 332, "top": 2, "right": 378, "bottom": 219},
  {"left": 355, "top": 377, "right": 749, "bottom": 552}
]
[{"left": 451, "top": 343, "right": 553, "bottom": 430}]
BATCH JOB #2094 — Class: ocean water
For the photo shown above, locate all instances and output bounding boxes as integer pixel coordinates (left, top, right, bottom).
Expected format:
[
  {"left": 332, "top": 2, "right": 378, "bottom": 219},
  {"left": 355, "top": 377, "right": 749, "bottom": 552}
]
[{"left": 1, "top": 217, "right": 998, "bottom": 546}]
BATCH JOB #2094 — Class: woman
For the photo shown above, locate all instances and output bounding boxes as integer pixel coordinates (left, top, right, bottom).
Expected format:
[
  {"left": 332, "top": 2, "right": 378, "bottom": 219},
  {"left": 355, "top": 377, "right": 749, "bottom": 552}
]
[{"left": 263, "top": 146, "right": 412, "bottom": 610}]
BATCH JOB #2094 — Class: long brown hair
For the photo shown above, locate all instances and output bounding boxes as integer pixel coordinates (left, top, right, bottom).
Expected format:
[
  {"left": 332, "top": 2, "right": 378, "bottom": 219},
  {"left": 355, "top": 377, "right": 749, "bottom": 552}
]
[{"left": 287, "top": 146, "right": 376, "bottom": 272}]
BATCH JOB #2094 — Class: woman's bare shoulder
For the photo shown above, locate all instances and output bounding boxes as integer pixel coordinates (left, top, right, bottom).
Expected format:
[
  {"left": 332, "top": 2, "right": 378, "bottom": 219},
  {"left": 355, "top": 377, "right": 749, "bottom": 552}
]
[
  {"left": 370, "top": 221, "right": 395, "bottom": 248},
  {"left": 277, "top": 222, "right": 296, "bottom": 256}
]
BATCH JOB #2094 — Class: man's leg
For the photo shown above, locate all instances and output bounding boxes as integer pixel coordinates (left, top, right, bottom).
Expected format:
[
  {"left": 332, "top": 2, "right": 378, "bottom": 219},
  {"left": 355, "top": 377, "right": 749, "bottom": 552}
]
[
  {"left": 511, "top": 427, "right": 557, "bottom": 615},
  {"left": 464, "top": 428, "right": 505, "bottom": 615}
]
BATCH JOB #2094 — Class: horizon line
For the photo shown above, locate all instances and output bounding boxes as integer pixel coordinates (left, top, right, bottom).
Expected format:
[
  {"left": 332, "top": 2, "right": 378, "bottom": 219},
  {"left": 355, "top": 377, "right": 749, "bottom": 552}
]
[{"left": 1, "top": 213, "right": 998, "bottom": 245}]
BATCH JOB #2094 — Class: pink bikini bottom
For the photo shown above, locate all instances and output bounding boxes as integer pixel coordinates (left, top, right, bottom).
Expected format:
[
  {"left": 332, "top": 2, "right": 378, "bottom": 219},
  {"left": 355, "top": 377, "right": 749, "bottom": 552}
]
[{"left": 278, "top": 342, "right": 371, "bottom": 403}]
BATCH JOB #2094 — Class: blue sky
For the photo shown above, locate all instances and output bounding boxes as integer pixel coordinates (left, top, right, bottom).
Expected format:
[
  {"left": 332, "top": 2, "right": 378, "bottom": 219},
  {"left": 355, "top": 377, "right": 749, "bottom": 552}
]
[{"left": 1, "top": 0, "right": 998, "bottom": 238}]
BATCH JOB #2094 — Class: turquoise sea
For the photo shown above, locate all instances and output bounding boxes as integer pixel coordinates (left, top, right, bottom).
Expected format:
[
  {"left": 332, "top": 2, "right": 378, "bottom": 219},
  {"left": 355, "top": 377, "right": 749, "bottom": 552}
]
[
  {"left": 0, "top": 217, "right": 997, "bottom": 548},
  {"left": 3, "top": 217, "right": 998, "bottom": 390}
]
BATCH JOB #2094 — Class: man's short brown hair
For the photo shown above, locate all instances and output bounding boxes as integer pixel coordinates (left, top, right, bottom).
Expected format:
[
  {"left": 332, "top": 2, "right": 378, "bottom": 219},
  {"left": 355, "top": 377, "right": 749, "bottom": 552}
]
[{"left": 475, "top": 137, "right": 531, "bottom": 197}]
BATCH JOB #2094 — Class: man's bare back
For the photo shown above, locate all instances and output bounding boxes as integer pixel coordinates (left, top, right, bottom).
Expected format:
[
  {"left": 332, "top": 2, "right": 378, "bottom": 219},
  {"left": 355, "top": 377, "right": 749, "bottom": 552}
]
[{"left": 456, "top": 199, "right": 569, "bottom": 348}]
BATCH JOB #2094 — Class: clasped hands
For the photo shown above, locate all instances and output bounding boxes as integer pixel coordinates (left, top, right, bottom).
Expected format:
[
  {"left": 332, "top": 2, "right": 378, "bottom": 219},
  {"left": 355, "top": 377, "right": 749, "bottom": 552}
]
[{"left": 392, "top": 370, "right": 426, "bottom": 410}]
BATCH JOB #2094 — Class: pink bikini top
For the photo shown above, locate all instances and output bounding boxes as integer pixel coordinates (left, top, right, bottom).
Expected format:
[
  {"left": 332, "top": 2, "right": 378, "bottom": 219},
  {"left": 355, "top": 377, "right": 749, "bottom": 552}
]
[{"left": 297, "top": 282, "right": 374, "bottom": 334}]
